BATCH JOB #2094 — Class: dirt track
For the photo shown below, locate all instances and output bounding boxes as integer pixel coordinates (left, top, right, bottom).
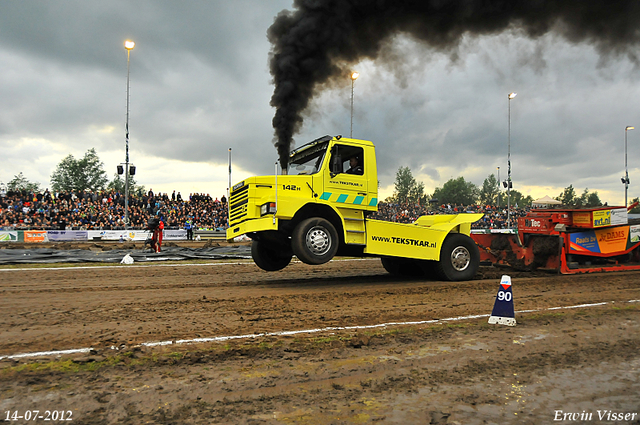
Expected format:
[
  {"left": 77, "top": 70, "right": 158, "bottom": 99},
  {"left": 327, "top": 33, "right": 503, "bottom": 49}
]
[{"left": 1, "top": 258, "right": 640, "bottom": 424}]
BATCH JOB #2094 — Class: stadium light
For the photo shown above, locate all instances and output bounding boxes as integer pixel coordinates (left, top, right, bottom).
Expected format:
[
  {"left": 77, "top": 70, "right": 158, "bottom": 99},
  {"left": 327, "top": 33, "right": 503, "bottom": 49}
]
[{"left": 350, "top": 71, "right": 359, "bottom": 138}]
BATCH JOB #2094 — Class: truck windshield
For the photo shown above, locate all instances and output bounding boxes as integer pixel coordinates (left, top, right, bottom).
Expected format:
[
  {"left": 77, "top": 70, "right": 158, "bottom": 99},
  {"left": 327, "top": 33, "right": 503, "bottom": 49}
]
[{"left": 287, "top": 141, "right": 328, "bottom": 175}]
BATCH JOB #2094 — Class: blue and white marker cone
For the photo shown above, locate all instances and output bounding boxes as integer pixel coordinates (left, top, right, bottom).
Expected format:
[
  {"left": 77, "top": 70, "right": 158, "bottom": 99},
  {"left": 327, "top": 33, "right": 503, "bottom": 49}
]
[{"left": 488, "top": 275, "right": 516, "bottom": 326}]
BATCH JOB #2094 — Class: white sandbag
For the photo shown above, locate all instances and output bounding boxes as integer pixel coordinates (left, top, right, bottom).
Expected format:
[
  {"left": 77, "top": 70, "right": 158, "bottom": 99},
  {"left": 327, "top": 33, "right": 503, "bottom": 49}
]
[{"left": 120, "top": 253, "right": 134, "bottom": 264}]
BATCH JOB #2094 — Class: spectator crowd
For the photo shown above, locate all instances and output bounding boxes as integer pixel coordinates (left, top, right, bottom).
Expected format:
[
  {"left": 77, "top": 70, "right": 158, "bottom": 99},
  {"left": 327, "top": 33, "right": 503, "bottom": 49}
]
[
  {"left": 0, "top": 188, "right": 228, "bottom": 231},
  {"left": 1, "top": 187, "right": 529, "bottom": 232},
  {"left": 370, "top": 201, "right": 530, "bottom": 230}
]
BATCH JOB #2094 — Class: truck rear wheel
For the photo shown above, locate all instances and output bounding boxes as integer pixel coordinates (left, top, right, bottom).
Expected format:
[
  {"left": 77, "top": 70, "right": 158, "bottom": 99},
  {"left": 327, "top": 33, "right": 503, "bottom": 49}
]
[
  {"left": 380, "top": 257, "right": 424, "bottom": 277},
  {"left": 292, "top": 217, "right": 339, "bottom": 265},
  {"left": 435, "top": 234, "right": 479, "bottom": 281},
  {"left": 251, "top": 240, "right": 292, "bottom": 271}
]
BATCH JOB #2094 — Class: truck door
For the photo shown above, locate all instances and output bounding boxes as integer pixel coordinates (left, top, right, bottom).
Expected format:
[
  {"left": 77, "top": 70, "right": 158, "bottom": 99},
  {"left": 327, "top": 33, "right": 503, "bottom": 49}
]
[
  {"left": 321, "top": 144, "right": 368, "bottom": 207},
  {"left": 321, "top": 144, "right": 369, "bottom": 245}
]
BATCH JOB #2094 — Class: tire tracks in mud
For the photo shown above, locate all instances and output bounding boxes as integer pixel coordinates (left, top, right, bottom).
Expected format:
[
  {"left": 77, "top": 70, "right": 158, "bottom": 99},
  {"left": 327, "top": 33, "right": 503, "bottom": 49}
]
[{"left": 1, "top": 260, "right": 640, "bottom": 356}]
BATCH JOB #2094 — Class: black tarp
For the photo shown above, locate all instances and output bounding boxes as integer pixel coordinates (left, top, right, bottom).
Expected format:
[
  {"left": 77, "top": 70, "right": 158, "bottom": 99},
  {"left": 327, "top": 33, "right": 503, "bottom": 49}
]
[{"left": 0, "top": 246, "right": 252, "bottom": 264}]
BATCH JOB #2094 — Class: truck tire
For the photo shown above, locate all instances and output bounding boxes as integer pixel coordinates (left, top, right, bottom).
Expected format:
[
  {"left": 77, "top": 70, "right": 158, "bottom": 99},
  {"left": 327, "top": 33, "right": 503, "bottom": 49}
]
[
  {"left": 251, "top": 240, "right": 292, "bottom": 271},
  {"left": 435, "top": 234, "right": 479, "bottom": 281},
  {"left": 419, "top": 260, "right": 439, "bottom": 280},
  {"left": 381, "top": 257, "right": 402, "bottom": 275},
  {"left": 380, "top": 257, "right": 424, "bottom": 277},
  {"left": 292, "top": 217, "right": 339, "bottom": 265}
]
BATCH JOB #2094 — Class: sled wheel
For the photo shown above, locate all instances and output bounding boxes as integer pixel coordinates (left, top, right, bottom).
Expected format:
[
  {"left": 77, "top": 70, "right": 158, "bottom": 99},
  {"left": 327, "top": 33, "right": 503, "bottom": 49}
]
[
  {"left": 251, "top": 240, "right": 292, "bottom": 271},
  {"left": 292, "top": 217, "right": 339, "bottom": 265},
  {"left": 435, "top": 234, "right": 480, "bottom": 281}
]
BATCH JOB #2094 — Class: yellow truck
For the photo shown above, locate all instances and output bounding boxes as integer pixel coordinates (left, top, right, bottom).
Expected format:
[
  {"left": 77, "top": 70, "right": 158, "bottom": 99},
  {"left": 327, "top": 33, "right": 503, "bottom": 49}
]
[{"left": 227, "top": 135, "right": 483, "bottom": 281}]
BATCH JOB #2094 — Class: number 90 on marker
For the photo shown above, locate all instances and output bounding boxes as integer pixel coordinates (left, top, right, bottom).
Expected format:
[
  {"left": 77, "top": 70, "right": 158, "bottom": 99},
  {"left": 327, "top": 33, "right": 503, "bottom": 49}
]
[{"left": 497, "top": 291, "right": 512, "bottom": 302}]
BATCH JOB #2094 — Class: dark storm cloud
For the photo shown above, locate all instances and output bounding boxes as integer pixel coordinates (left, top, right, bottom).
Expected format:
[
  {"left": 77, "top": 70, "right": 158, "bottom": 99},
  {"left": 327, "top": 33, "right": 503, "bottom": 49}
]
[
  {"left": 1, "top": 1, "right": 639, "bottom": 203},
  {"left": 0, "top": 1, "right": 272, "bottom": 75},
  {"left": 268, "top": 0, "right": 640, "bottom": 169},
  {"left": 0, "top": 1, "right": 292, "bottom": 171}
]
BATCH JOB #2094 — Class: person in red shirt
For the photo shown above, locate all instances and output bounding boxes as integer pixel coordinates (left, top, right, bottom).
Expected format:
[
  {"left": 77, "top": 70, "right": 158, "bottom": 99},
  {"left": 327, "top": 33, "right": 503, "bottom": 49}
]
[
  {"left": 154, "top": 219, "right": 164, "bottom": 252},
  {"left": 147, "top": 217, "right": 165, "bottom": 253}
]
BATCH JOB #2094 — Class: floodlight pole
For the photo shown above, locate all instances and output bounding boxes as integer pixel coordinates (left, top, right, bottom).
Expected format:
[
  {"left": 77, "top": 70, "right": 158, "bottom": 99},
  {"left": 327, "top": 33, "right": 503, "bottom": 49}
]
[
  {"left": 507, "top": 92, "right": 517, "bottom": 228},
  {"left": 625, "top": 126, "right": 634, "bottom": 207},
  {"left": 228, "top": 147, "right": 232, "bottom": 222},
  {"left": 497, "top": 167, "right": 500, "bottom": 208},
  {"left": 124, "top": 40, "right": 135, "bottom": 229},
  {"left": 350, "top": 72, "right": 359, "bottom": 138}
]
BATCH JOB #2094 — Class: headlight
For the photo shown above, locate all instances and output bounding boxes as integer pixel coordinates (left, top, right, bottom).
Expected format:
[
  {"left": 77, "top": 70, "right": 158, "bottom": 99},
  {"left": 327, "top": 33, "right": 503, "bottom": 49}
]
[{"left": 260, "top": 202, "right": 276, "bottom": 216}]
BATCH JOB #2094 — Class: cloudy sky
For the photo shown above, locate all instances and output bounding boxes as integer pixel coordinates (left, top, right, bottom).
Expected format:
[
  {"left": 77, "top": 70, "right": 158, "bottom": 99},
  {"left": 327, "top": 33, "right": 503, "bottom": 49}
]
[{"left": 1, "top": 1, "right": 640, "bottom": 205}]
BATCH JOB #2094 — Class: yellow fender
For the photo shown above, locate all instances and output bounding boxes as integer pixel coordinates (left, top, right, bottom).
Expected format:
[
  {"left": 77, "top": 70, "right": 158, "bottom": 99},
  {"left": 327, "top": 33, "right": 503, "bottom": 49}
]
[{"left": 414, "top": 213, "right": 484, "bottom": 236}]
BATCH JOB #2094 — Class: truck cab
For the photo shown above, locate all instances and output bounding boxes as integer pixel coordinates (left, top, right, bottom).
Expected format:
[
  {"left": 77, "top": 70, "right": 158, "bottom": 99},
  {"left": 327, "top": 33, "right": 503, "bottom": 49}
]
[{"left": 227, "top": 135, "right": 483, "bottom": 281}]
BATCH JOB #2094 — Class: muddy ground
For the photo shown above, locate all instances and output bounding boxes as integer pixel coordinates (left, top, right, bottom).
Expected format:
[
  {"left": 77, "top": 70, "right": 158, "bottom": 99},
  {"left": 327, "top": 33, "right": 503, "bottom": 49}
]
[{"left": 0, "top": 249, "right": 639, "bottom": 424}]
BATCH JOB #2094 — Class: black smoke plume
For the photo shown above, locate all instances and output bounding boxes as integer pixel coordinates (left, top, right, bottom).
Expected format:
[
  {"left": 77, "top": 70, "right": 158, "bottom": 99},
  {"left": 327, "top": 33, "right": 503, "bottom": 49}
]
[{"left": 268, "top": 0, "right": 640, "bottom": 169}]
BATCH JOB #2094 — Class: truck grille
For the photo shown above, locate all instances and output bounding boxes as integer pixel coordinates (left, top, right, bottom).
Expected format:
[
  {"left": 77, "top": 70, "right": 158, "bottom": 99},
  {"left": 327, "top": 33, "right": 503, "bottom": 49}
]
[{"left": 229, "top": 184, "right": 249, "bottom": 225}]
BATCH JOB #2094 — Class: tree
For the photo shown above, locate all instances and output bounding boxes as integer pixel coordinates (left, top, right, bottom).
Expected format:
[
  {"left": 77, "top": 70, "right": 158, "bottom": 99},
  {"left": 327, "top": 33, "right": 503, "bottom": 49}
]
[
  {"left": 50, "top": 148, "right": 108, "bottom": 193},
  {"left": 630, "top": 197, "right": 640, "bottom": 214},
  {"left": 7, "top": 172, "right": 41, "bottom": 193},
  {"left": 575, "top": 188, "right": 602, "bottom": 208},
  {"left": 392, "top": 166, "right": 427, "bottom": 204},
  {"left": 432, "top": 177, "right": 479, "bottom": 205},
  {"left": 107, "top": 173, "right": 146, "bottom": 197},
  {"left": 585, "top": 191, "right": 602, "bottom": 207},
  {"left": 479, "top": 174, "right": 499, "bottom": 205},
  {"left": 507, "top": 190, "right": 533, "bottom": 207},
  {"left": 556, "top": 185, "right": 577, "bottom": 206},
  {"left": 555, "top": 185, "right": 602, "bottom": 207}
]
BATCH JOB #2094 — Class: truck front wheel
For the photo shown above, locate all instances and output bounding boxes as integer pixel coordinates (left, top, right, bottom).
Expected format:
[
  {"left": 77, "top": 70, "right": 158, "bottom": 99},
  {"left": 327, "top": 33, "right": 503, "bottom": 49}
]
[
  {"left": 435, "top": 234, "right": 480, "bottom": 281},
  {"left": 251, "top": 240, "right": 292, "bottom": 271},
  {"left": 292, "top": 217, "right": 339, "bottom": 265}
]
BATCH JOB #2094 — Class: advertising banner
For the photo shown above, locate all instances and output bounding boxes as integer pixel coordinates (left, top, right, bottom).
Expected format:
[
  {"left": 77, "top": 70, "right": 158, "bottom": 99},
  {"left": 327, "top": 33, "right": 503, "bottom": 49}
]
[
  {"left": 592, "top": 208, "right": 627, "bottom": 228},
  {"left": 164, "top": 230, "right": 187, "bottom": 240},
  {"left": 610, "top": 208, "right": 628, "bottom": 226},
  {"left": 87, "top": 230, "right": 150, "bottom": 241},
  {"left": 572, "top": 212, "right": 592, "bottom": 226},
  {"left": 0, "top": 231, "right": 18, "bottom": 242},
  {"left": 569, "top": 226, "right": 630, "bottom": 254},
  {"left": 47, "top": 230, "right": 88, "bottom": 242},
  {"left": 24, "top": 230, "right": 48, "bottom": 243},
  {"left": 572, "top": 208, "right": 628, "bottom": 228},
  {"left": 630, "top": 225, "right": 640, "bottom": 243}
]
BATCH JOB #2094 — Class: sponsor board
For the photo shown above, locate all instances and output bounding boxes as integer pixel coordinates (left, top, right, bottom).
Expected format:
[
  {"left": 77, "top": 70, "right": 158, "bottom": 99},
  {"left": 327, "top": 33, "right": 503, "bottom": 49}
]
[
  {"left": 630, "top": 225, "right": 640, "bottom": 243},
  {"left": 87, "top": 230, "right": 150, "bottom": 241},
  {"left": 610, "top": 208, "right": 628, "bottom": 226},
  {"left": 163, "top": 230, "right": 187, "bottom": 240},
  {"left": 24, "top": 231, "right": 48, "bottom": 243},
  {"left": 593, "top": 208, "right": 627, "bottom": 228},
  {"left": 569, "top": 226, "right": 630, "bottom": 254},
  {"left": 573, "top": 208, "right": 628, "bottom": 228},
  {"left": 572, "top": 212, "right": 592, "bottom": 226},
  {"left": 0, "top": 231, "right": 18, "bottom": 242},
  {"left": 47, "top": 230, "right": 88, "bottom": 242},
  {"left": 87, "top": 230, "right": 187, "bottom": 241}
]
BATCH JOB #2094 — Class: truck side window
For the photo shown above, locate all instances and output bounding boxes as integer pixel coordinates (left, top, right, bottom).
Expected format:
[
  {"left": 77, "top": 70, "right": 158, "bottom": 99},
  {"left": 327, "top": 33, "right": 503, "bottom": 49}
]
[
  {"left": 343, "top": 148, "right": 364, "bottom": 176},
  {"left": 330, "top": 145, "right": 364, "bottom": 175}
]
